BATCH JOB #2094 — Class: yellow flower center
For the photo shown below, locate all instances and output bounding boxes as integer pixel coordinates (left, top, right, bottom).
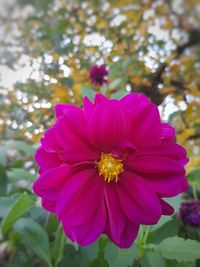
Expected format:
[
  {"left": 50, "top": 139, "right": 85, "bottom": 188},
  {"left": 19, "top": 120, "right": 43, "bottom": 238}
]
[{"left": 97, "top": 153, "right": 124, "bottom": 183}]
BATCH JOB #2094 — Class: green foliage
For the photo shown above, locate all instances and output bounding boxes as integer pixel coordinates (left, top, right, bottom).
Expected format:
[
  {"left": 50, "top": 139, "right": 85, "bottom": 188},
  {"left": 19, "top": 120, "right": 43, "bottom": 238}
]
[
  {"left": 105, "top": 243, "right": 137, "bottom": 267},
  {"left": 1, "top": 193, "right": 34, "bottom": 235},
  {"left": 6, "top": 141, "right": 35, "bottom": 157},
  {"left": 0, "top": 165, "right": 8, "bottom": 195},
  {"left": 156, "top": 236, "right": 200, "bottom": 263},
  {"left": 141, "top": 251, "right": 165, "bottom": 267},
  {"left": 108, "top": 78, "right": 122, "bottom": 90},
  {"left": 148, "top": 218, "right": 180, "bottom": 244},
  {"left": 81, "top": 87, "right": 96, "bottom": 101},
  {"left": 89, "top": 238, "right": 109, "bottom": 267},
  {"left": 0, "top": 195, "right": 19, "bottom": 218},
  {"left": 52, "top": 224, "right": 66, "bottom": 267},
  {"left": 188, "top": 170, "right": 200, "bottom": 183},
  {"left": 13, "top": 218, "right": 52, "bottom": 267}
]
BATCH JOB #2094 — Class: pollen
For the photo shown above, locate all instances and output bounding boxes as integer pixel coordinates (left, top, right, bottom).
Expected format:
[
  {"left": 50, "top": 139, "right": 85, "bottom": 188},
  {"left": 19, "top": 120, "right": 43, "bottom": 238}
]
[{"left": 97, "top": 153, "right": 124, "bottom": 183}]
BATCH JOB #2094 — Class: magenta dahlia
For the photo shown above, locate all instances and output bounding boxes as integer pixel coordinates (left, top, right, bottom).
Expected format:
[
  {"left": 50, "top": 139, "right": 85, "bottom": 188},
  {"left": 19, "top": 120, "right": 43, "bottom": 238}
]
[
  {"left": 89, "top": 65, "right": 108, "bottom": 85},
  {"left": 33, "top": 93, "right": 189, "bottom": 248},
  {"left": 180, "top": 200, "right": 200, "bottom": 227}
]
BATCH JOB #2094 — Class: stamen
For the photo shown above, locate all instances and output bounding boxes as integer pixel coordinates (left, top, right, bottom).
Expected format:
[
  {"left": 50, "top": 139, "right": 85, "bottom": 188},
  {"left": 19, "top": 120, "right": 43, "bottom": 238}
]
[{"left": 97, "top": 153, "right": 124, "bottom": 183}]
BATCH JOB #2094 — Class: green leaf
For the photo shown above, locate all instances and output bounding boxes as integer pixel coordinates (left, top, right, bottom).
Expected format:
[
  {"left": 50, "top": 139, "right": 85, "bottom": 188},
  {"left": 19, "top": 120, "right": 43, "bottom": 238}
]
[
  {"left": 156, "top": 236, "right": 200, "bottom": 263},
  {"left": 59, "top": 245, "right": 89, "bottom": 267},
  {"left": 89, "top": 237, "right": 109, "bottom": 267},
  {"left": 7, "top": 168, "right": 36, "bottom": 182},
  {"left": 165, "top": 261, "right": 196, "bottom": 267},
  {"left": 122, "top": 55, "right": 138, "bottom": 70},
  {"left": 105, "top": 243, "right": 137, "bottom": 267},
  {"left": 0, "top": 146, "right": 7, "bottom": 165},
  {"left": 81, "top": 86, "right": 95, "bottom": 101},
  {"left": 52, "top": 224, "right": 66, "bottom": 267},
  {"left": 89, "top": 258, "right": 109, "bottom": 267},
  {"left": 0, "top": 165, "right": 8, "bottom": 195},
  {"left": 6, "top": 141, "right": 35, "bottom": 157},
  {"left": 141, "top": 251, "right": 165, "bottom": 267},
  {"left": 109, "top": 78, "right": 122, "bottom": 89},
  {"left": 46, "top": 213, "right": 59, "bottom": 236},
  {"left": 1, "top": 193, "right": 34, "bottom": 234},
  {"left": 151, "top": 216, "right": 172, "bottom": 231},
  {"left": 18, "top": 0, "right": 54, "bottom": 10},
  {"left": 28, "top": 206, "right": 45, "bottom": 220},
  {"left": 111, "top": 90, "right": 126, "bottom": 100},
  {"left": 0, "top": 195, "right": 19, "bottom": 218},
  {"left": 187, "top": 169, "right": 200, "bottom": 182},
  {"left": 149, "top": 218, "right": 179, "bottom": 244},
  {"left": 13, "top": 218, "right": 52, "bottom": 267},
  {"left": 80, "top": 242, "right": 98, "bottom": 262}
]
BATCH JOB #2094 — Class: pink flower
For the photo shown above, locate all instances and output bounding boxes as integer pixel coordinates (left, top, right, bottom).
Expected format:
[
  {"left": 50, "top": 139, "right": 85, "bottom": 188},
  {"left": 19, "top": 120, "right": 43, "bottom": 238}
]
[
  {"left": 89, "top": 65, "right": 108, "bottom": 85},
  {"left": 33, "top": 93, "right": 189, "bottom": 248},
  {"left": 180, "top": 200, "right": 200, "bottom": 227}
]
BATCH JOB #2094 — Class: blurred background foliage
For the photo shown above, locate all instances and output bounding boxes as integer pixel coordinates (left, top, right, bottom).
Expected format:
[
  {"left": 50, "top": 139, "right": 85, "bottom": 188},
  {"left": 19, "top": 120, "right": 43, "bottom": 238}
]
[{"left": 0, "top": 0, "right": 200, "bottom": 266}]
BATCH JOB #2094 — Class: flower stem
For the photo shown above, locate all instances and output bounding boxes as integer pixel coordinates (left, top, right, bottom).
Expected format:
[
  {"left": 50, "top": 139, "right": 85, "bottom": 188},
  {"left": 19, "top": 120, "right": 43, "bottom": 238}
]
[
  {"left": 132, "top": 258, "right": 141, "bottom": 267},
  {"left": 143, "top": 226, "right": 150, "bottom": 244},
  {"left": 45, "top": 212, "right": 51, "bottom": 230},
  {"left": 133, "top": 226, "right": 151, "bottom": 267},
  {"left": 192, "top": 182, "right": 198, "bottom": 200}
]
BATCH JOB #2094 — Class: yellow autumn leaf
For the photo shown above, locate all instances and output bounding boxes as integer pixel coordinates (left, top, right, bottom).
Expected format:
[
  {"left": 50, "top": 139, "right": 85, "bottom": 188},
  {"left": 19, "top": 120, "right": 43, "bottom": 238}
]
[
  {"left": 177, "top": 128, "right": 196, "bottom": 144},
  {"left": 72, "top": 69, "right": 89, "bottom": 83},
  {"left": 73, "top": 83, "right": 82, "bottom": 103},
  {"left": 186, "top": 156, "right": 200, "bottom": 174},
  {"left": 51, "top": 84, "right": 70, "bottom": 103},
  {"left": 110, "top": 0, "right": 133, "bottom": 7},
  {"left": 131, "top": 76, "right": 142, "bottom": 85},
  {"left": 96, "top": 20, "right": 108, "bottom": 30}
]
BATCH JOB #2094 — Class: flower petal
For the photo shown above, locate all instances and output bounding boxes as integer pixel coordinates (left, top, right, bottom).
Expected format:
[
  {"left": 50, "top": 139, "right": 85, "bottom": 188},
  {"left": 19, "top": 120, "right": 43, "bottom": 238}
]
[
  {"left": 55, "top": 105, "right": 99, "bottom": 163},
  {"left": 32, "top": 165, "right": 70, "bottom": 201},
  {"left": 105, "top": 217, "right": 139, "bottom": 248},
  {"left": 126, "top": 156, "right": 185, "bottom": 175},
  {"left": 129, "top": 103, "right": 161, "bottom": 145},
  {"left": 159, "top": 199, "right": 174, "bottom": 215},
  {"left": 55, "top": 107, "right": 92, "bottom": 151},
  {"left": 41, "top": 199, "right": 56, "bottom": 212},
  {"left": 94, "top": 93, "right": 107, "bottom": 105},
  {"left": 60, "top": 145, "right": 100, "bottom": 164},
  {"left": 35, "top": 146, "right": 62, "bottom": 174},
  {"left": 83, "top": 97, "right": 95, "bottom": 120},
  {"left": 117, "top": 171, "right": 162, "bottom": 225},
  {"left": 56, "top": 168, "right": 105, "bottom": 227},
  {"left": 104, "top": 184, "right": 126, "bottom": 243},
  {"left": 138, "top": 142, "right": 189, "bottom": 166},
  {"left": 126, "top": 156, "right": 188, "bottom": 197},
  {"left": 54, "top": 103, "right": 82, "bottom": 119},
  {"left": 118, "top": 221, "right": 139, "bottom": 248},
  {"left": 62, "top": 200, "right": 106, "bottom": 246},
  {"left": 88, "top": 100, "right": 129, "bottom": 152},
  {"left": 112, "top": 142, "right": 137, "bottom": 158},
  {"left": 145, "top": 173, "right": 188, "bottom": 197},
  {"left": 161, "top": 123, "right": 175, "bottom": 143},
  {"left": 41, "top": 127, "right": 62, "bottom": 153},
  {"left": 120, "top": 93, "right": 150, "bottom": 110}
]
